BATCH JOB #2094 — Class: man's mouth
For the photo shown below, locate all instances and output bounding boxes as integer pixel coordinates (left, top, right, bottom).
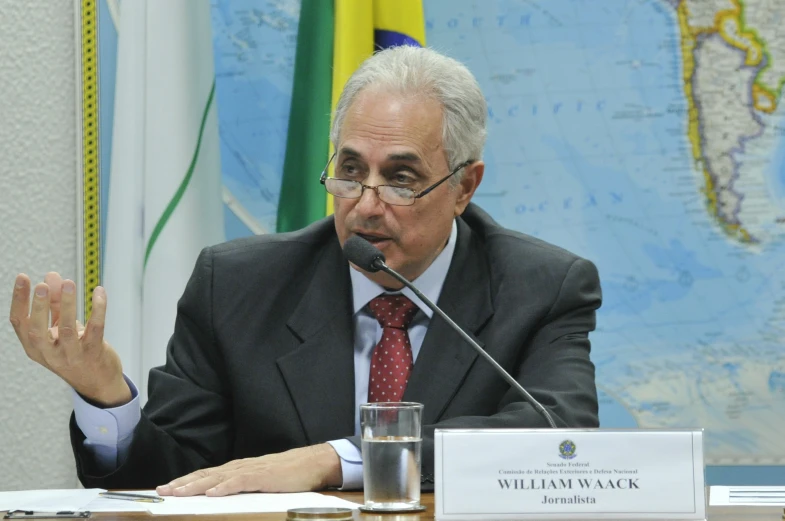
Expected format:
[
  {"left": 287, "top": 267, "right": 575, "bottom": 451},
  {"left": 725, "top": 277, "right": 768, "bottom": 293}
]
[{"left": 355, "top": 232, "right": 391, "bottom": 245}]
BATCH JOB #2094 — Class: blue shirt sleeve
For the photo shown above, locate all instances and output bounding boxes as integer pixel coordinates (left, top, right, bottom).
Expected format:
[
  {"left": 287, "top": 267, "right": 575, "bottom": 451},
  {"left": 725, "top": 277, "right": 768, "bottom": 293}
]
[
  {"left": 71, "top": 375, "right": 141, "bottom": 473},
  {"left": 326, "top": 438, "right": 363, "bottom": 490}
]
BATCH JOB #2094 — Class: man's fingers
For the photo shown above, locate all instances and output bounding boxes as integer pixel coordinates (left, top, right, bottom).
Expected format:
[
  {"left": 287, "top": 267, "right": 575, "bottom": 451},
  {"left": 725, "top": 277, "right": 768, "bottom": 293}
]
[
  {"left": 157, "top": 469, "right": 212, "bottom": 495},
  {"left": 206, "top": 471, "right": 272, "bottom": 496},
  {"left": 172, "top": 475, "right": 229, "bottom": 497},
  {"left": 9, "top": 274, "right": 31, "bottom": 338},
  {"left": 83, "top": 286, "right": 107, "bottom": 349},
  {"left": 165, "top": 471, "right": 267, "bottom": 497},
  {"left": 57, "top": 280, "right": 78, "bottom": 344},
  {"left": 44, "top": 272, "right": 63, "bottom": 327},
  {"left": 28, "top": 283, "right": 52, "bottom": 348}
]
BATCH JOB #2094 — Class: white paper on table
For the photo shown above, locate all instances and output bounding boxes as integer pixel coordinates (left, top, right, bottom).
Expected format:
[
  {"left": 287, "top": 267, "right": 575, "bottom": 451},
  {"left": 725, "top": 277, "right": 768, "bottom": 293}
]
[
  {"left": 0, "top": 489, "right": 104, "bottom": 511},
  {"left": 710, "top": 486, "right": 785, "bottom": 506},
  {"left": 141, "top": 491, "right": 361, "bottom": 515}
]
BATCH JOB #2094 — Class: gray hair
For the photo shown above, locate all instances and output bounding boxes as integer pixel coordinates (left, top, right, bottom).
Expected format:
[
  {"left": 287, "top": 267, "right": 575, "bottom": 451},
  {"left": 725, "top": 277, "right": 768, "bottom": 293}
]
[{"left": 330, "top": 46, "right": 487, "bottom": 181}]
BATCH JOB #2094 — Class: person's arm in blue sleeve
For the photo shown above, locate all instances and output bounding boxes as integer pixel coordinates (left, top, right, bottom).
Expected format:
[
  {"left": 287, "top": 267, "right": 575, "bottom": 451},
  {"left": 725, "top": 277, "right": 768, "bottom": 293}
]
[
  {"left": 326, "top": 439, "right": 363, "bottom": 490},
  {"left": 71, "top": 375, "right": 141, "bottom": 474}
]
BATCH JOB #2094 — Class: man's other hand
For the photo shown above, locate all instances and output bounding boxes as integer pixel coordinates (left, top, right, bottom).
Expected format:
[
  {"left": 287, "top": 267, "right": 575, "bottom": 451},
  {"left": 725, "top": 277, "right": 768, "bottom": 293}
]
[
  {"left": 9, "top": 272, "right": 131, "bottom": 407},
  {"left": 156, "top": 444, "right": 343, "bottom": 496}
]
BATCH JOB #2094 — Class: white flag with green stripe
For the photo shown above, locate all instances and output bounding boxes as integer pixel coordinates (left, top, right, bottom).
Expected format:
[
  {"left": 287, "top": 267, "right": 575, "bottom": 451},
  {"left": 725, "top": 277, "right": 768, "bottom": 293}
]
[{"left": 104, "top": 0, "right": 224, "bottom": 403}]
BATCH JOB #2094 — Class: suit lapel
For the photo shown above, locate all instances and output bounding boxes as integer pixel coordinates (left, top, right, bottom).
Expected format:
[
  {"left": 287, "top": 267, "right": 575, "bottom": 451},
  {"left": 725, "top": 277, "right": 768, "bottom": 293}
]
[
  {"left": 277, "top": 238, "right": 356, "bottom": 444},
  {"left": 403, "top": 217, "right": 494, "bottom": 424}
]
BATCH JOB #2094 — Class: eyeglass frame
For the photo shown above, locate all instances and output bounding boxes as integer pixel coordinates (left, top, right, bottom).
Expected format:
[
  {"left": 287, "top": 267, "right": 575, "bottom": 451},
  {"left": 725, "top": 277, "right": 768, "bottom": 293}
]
[{"left": 319, "top": 152, "right": 475, "bottom": 206}]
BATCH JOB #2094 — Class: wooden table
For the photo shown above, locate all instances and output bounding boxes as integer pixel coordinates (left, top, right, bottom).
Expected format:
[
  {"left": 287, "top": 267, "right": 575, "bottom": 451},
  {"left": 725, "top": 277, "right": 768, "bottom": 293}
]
[{"left": 85, "top": 491, "right": 782, "bottom": 521}]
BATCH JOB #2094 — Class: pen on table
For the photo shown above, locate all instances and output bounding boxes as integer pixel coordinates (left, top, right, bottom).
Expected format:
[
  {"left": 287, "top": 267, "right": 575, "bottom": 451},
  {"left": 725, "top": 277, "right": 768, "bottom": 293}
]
[{"left": 98, "top": 491, "right": 164, "bottom": 503}]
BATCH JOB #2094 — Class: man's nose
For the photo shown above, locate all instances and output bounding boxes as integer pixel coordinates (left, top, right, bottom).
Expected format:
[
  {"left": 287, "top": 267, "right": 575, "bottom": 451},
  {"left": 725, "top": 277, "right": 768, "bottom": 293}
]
[{"left": 354, "top": 184, "right": 384, "bottom": 215}]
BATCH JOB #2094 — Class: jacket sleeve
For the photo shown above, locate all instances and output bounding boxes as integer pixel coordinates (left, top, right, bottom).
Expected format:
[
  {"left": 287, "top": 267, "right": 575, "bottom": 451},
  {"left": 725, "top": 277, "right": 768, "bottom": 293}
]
[{"left": 71, "top": 246, "right": 234, "bottom": 489}]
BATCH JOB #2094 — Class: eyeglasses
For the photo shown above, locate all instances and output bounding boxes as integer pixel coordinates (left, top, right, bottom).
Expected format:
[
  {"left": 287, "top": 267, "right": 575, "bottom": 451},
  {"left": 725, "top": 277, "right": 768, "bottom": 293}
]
[{"left": 320, "top": 153, "right": 474, "bottom": 207}]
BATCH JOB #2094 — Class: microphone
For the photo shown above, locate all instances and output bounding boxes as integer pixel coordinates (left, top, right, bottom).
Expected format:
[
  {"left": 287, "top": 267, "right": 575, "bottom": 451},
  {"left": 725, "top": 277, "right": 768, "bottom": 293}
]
[
  {"left": 343, "top": 235, "right": 557, "bottom": 428},
  {"left": 343, "top": 234, "right": 386, "bottom": 273}
]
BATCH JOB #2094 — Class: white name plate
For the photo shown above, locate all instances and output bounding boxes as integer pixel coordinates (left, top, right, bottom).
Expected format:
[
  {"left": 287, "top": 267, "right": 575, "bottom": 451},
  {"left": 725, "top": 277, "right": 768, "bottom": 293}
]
[{"left": 435, "top": 428, "right": 705, "bottom": 520}]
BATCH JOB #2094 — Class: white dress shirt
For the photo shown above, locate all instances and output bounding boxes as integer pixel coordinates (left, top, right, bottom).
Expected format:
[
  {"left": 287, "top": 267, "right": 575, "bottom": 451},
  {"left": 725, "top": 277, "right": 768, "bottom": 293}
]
[{"left": 73, "top": 220, "right": 457, "bottom": 489}]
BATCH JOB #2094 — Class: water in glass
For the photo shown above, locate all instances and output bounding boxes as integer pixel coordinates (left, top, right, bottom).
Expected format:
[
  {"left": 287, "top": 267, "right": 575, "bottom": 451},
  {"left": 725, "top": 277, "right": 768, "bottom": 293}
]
[{"left": 362, "top": 435, "right": 421, "bottom": 510}]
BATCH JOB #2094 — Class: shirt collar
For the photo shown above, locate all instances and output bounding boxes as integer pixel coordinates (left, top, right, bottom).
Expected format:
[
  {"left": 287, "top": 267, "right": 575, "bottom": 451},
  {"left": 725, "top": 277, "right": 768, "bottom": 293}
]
[{"left": 350, "top": 219, "right": 458, "bottom": 318}]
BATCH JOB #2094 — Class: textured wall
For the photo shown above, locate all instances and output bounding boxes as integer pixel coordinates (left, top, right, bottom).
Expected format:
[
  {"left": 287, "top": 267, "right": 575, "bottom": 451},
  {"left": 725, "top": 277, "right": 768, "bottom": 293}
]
[{"left": 0, "top": 1, "right": 80, "bottom": 489}]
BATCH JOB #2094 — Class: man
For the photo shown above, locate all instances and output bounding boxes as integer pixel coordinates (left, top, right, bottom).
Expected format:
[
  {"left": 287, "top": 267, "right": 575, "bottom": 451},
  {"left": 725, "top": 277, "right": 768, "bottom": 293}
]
[{"left": 9, "top": 46, "right": 601, "bottom": 496}]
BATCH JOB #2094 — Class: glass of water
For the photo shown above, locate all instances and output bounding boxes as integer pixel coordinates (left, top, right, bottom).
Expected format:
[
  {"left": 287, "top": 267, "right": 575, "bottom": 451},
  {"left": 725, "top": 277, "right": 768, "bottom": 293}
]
[{"left": 360, "top": 402, "right": 425, "bottom": 513}]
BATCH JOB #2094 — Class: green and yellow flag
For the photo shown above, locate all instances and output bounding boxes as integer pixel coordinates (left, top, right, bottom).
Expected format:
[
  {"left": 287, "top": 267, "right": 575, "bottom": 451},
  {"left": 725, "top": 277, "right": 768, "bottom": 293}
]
[{"left": 276, "top": 0, "right": 426, "bottom": 233}]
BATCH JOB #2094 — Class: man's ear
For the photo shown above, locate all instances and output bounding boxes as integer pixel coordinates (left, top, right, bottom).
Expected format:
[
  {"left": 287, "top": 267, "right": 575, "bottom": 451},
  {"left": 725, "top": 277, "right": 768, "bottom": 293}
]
[{"left": 454, "top": 161, "right": 484, "bottom": 216}]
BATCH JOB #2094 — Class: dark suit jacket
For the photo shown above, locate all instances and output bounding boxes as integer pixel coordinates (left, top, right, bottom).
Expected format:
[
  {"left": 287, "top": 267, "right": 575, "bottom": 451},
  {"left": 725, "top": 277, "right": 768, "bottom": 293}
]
[{"left": 71, "top": 203, "right": 602, "bottom": 489}]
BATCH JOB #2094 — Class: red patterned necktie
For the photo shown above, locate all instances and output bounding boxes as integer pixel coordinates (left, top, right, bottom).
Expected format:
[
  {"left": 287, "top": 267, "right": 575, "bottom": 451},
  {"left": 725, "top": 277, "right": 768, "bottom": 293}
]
[{"left": 367, "top": 294, "right": 419, "bottom": 403}]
